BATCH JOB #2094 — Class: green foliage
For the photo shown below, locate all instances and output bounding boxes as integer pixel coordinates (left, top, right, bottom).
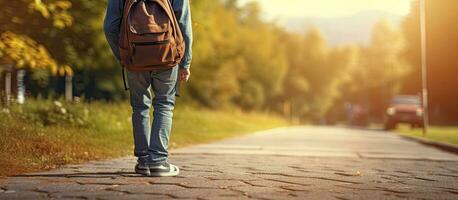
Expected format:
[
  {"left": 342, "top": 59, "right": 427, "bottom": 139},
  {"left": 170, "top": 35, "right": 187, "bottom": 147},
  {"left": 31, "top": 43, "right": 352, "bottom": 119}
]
[
  {"left": 397, "top": 125, "right": 458, "bottom": 146},
  {"left": 188, "top": 0, "right": 287, "bottom": 109},
  {"left": 29, "top": 0, "right": 73, "bottom": 28},
  {"left": 0, "top": 99, "right": 132, "bottom": 176},
  {"left": 10, "top": 100, "right": 91, "bottom": 127},
  {"left": 0, "top": 0, "right": 73, "bottom": 31},
  {"left": 0, "top": 32, "right": 58, "bottom": 72},
  {"left": 336, "top": 20, "right": 411, "bottom": 119},
  {"left": 0, "top": 0, "right": 74, "bottom": 75},
  {"left": 281, "top": 28, "right": 359, "bottom": 121},
  {"left": 238, "top": 80, "right": 264, "bottom": 110},
  {"left": 0, "top": 99, "right": 287, "bottom": 176},
  {"left": 365, "top": 20, "right": 410, "bottom": 89},
  {"left": 1, "top": 0, "right": 413, "bottom": 122}
]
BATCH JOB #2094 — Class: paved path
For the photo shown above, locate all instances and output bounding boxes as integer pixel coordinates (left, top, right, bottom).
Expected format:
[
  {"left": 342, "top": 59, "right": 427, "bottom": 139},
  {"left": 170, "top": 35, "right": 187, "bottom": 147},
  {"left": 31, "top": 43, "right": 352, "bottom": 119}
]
[{"left": 1, "top": 126, "right": 458, "bottom": 199}]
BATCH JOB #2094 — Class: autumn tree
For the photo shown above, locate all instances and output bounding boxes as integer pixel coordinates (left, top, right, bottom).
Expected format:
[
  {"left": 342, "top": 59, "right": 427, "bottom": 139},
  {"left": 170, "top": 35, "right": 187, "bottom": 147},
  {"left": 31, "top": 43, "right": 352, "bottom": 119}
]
[
  {"left": 0, "top": 0, "right": 73, "bottom": 74},
  {"left": 281, "top": 28, "right": 357, "bottom": 121},
  {"left": 337, "top": 20, "right": 411, "bottom": 120},
  {"left": 402, "top": 0, "right": 458, "bottom": 124},
  {"left": 401, "top": 0, "right": 421, "bottom": 94},
  {"left": 187, "top": 0, "right": 287, "bottom": 110}
]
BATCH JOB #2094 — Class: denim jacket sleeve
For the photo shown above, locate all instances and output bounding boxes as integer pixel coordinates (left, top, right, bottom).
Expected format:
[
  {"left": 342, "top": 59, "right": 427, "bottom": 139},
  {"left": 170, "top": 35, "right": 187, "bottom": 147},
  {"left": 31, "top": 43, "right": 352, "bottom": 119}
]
[
  {"left": 103, "top": 0, "right": 193, "bottom": 69},
  {"left": 103, "top": 0, "right": 124, "bottom": 62},
  {"left": 172, "top": 0, "right": 193, "bottom": 69}
]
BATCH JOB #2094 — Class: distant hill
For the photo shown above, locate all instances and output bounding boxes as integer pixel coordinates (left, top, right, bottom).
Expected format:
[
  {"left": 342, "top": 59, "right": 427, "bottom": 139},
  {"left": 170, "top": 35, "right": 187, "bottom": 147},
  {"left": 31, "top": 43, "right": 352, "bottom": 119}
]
[{"left": 283, "top": 10, "right": 405, "bottom": 47}]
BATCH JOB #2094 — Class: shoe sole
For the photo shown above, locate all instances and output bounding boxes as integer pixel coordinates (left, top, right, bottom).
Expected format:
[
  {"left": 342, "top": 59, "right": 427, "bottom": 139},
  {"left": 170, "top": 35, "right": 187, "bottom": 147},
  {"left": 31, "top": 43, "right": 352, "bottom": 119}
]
[
  {"left": 149, "top": 165, "right": 180, "bottom": 177},
  {"left": 135, "top": 167, "right": 151, "bottom": 176}
]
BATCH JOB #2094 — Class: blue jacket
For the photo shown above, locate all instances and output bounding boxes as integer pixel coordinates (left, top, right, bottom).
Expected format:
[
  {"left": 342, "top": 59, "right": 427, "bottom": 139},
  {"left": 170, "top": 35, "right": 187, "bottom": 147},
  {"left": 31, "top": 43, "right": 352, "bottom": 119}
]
[{"left": 103, "top": 0, "right": 193, "bottom": 69}]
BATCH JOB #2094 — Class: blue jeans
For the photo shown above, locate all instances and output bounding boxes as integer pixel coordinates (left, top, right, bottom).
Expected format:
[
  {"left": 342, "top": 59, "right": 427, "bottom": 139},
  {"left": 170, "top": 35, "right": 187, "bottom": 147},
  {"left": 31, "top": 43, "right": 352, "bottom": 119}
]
[{"left": 127, "top": 67, "right": 178, "bottom": 165}]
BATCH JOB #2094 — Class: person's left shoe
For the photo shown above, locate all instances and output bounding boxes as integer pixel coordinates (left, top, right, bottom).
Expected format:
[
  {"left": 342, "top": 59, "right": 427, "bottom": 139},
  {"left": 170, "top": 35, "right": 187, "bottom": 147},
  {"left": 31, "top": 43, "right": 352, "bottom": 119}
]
[{"left": 134, "top": 163, "right": 151, "bottom": 176}]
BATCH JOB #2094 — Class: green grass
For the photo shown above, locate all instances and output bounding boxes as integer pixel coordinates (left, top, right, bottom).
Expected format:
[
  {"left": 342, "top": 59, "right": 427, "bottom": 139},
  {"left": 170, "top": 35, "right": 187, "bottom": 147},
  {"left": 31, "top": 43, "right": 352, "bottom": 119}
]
[
  {"left": 397, "top": 125, "right": 458, "bottom": 146},
  {"left": 0, "top": 99, "right": 287, "bottom": 177}
]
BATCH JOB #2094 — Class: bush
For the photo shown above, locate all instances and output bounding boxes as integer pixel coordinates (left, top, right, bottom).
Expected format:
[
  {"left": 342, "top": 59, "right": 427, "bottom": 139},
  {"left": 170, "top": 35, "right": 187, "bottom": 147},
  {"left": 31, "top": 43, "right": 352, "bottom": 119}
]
[{"left": 6, "top": 100, "right": 91, "bottom": 127}]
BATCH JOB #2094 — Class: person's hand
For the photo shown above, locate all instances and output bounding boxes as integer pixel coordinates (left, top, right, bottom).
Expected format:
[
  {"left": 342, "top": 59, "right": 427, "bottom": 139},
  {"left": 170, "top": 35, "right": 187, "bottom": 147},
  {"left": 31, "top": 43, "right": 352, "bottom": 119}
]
[{"left": 179, "top": 68, "right": 191, "bottom": 82}]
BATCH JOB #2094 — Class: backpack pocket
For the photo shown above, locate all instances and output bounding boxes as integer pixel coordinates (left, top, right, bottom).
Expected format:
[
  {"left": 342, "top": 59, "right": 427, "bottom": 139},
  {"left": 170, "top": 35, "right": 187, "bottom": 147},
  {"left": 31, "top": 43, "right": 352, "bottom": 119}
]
[
  {"left": 131, "top": 40, "right": 174, "bottom": 67},
  {"left": 119, "top": 47, "right": 131, "bottom": 66}
]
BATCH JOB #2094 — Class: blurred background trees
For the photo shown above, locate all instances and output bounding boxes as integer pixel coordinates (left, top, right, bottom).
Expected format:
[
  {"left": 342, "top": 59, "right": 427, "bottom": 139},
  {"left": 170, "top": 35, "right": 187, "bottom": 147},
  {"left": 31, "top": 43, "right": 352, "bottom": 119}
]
[
  {"left": 0, "top": 0, "right": 73, "bottom": 104},
  {"left": 0, "top": 0, "right": 73, "bottom": 76},
  {"left": 1, "top": 0, "right": 457, "bottom": 125},
  {"left": 401, "top": 0, "right": 458, "bottom": 125}
]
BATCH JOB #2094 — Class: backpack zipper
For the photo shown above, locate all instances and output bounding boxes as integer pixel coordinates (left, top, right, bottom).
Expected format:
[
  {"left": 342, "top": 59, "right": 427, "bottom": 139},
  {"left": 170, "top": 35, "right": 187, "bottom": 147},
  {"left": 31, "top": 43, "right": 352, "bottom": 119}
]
[
  {"left": 132, "top": 40, "right": 170, "bottom": 56},
  {"left": 133, "top": 40, "right": 170, "bottom": 46}
]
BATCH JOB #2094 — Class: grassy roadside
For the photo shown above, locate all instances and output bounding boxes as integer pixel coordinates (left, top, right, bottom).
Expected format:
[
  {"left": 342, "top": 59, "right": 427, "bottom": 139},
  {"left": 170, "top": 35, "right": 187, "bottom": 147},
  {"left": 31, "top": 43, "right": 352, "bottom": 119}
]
[
  {"left": 0, "top": 99, "right": 288, "bottom": 177},
  {"left": 396, "top": 125, "right": 458, "bottom": 146}
]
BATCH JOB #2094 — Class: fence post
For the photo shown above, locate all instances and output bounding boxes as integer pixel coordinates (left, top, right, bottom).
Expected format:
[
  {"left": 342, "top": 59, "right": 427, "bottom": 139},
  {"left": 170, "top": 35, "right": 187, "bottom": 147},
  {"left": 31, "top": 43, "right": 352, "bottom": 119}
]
[
  {"left": 65, "top": 74, "right": 73, "bottom": 101},
  {"left": 16, "top": 69, "right": 26, "bottom": 104},
  {"left": 4, "top": 64, "right": 13, "bottom": 107}
]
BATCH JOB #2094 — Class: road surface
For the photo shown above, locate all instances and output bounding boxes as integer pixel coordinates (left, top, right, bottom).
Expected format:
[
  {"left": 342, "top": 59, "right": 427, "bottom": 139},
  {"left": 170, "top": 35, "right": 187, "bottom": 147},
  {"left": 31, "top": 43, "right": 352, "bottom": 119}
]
[{"left": 1, "top": 126, "right": 457, "bottom": 199}]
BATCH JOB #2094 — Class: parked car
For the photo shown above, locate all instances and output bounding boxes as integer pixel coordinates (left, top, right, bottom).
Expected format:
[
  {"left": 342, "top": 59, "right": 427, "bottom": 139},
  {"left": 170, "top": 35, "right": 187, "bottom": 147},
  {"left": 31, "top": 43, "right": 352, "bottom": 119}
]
[{"left": 384, "top": 95, "right": 424, "bottom": 130}]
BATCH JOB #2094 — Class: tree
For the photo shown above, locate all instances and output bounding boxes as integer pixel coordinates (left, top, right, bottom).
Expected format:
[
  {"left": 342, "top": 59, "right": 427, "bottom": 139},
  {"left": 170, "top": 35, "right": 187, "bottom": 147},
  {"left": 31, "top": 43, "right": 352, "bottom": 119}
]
[
  {"left": 402, "top": 0, "right": 458, "bottom": 124},
  {"left": 0, "top": 0, "right": 73, "bottom": 74},
  {"left": 187, "top": 0, "right": 287, "bottom": 110},
  {"left": 401, "top": 0, "right": 421, "bottom": 94},
  {"left": 281, "top": 28, "right": 356, "bottom": 121},
  {"left": 344, "top": 20, "right": 411, "bottom": 119}
]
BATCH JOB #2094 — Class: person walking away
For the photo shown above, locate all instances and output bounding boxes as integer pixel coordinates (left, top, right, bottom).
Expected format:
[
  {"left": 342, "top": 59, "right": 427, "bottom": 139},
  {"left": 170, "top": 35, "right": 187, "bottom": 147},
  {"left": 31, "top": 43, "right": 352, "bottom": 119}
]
[{"left": 103, "top": 0, "right": 193, "bottom": 177}]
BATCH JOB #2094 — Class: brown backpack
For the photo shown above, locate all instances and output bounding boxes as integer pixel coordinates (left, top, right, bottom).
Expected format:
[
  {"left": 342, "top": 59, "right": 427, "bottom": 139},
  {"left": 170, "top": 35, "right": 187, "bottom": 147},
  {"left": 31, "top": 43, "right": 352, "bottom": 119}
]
[{"left": 119, "top": 0, "right": 185, "bottom": 71}]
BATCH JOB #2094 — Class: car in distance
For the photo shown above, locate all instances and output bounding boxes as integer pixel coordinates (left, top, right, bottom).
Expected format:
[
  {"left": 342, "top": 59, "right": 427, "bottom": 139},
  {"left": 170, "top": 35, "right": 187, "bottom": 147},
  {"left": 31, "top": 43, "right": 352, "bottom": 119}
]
[{"left": 384, "top": 95, "right": 424, "bottom": 130}]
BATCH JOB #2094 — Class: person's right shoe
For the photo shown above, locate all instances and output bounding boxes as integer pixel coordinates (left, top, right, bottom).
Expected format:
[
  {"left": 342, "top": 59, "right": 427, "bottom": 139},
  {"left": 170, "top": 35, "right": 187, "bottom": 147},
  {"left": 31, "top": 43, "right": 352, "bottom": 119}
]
[{"left": 149, "top": 162, "right": 180, "bottom": 177}]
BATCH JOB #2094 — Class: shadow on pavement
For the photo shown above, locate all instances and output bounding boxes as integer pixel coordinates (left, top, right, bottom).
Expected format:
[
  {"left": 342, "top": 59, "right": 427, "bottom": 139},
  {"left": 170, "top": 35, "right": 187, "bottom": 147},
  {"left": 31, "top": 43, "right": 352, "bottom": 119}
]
[
  {"left": 13, "top": 172, "right": 140, "bottom": 178},
  {"left": 335, "top": 125, "right": 386, "bottom": 132}
]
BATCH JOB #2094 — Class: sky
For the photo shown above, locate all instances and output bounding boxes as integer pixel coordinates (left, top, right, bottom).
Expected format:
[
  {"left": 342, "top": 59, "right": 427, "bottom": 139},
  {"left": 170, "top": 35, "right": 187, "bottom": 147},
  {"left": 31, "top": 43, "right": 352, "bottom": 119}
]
[
  {"left": 238, "top": 0, "right": 412, "bottom": 20},
  {"left": 237, "top": 0, "right": 413, "bottom": 46}
]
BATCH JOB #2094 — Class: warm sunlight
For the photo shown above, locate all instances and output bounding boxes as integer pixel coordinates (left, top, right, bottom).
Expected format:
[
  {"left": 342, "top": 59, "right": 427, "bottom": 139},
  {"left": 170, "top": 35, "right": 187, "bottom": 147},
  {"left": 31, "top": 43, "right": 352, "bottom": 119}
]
[
  {"left": 239, "top": 0, "right": 411, "bottom": 19},
  {"left": 2, "top": 0, "right": 458, "bottom": 198}
]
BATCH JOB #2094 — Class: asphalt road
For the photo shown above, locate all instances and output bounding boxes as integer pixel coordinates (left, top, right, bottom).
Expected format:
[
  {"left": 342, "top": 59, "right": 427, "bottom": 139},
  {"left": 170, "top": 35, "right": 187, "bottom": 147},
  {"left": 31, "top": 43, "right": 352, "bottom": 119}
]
[{"left": 1, "top": 126, "right": 457, "bottom": 199}]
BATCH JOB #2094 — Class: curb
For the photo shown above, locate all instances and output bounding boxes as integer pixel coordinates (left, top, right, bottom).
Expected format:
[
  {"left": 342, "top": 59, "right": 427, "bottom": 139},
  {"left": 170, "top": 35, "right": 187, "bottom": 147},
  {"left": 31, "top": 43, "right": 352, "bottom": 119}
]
[{"left": 398, "top": 134, "right": 458, "bottom": 155}]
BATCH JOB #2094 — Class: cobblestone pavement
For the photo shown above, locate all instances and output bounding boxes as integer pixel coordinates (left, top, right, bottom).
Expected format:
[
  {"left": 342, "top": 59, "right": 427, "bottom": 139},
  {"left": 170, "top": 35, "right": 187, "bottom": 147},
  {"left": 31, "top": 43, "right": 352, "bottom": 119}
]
[{"left": 1, "top": 126, "right": 458, "bottom": 200}]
